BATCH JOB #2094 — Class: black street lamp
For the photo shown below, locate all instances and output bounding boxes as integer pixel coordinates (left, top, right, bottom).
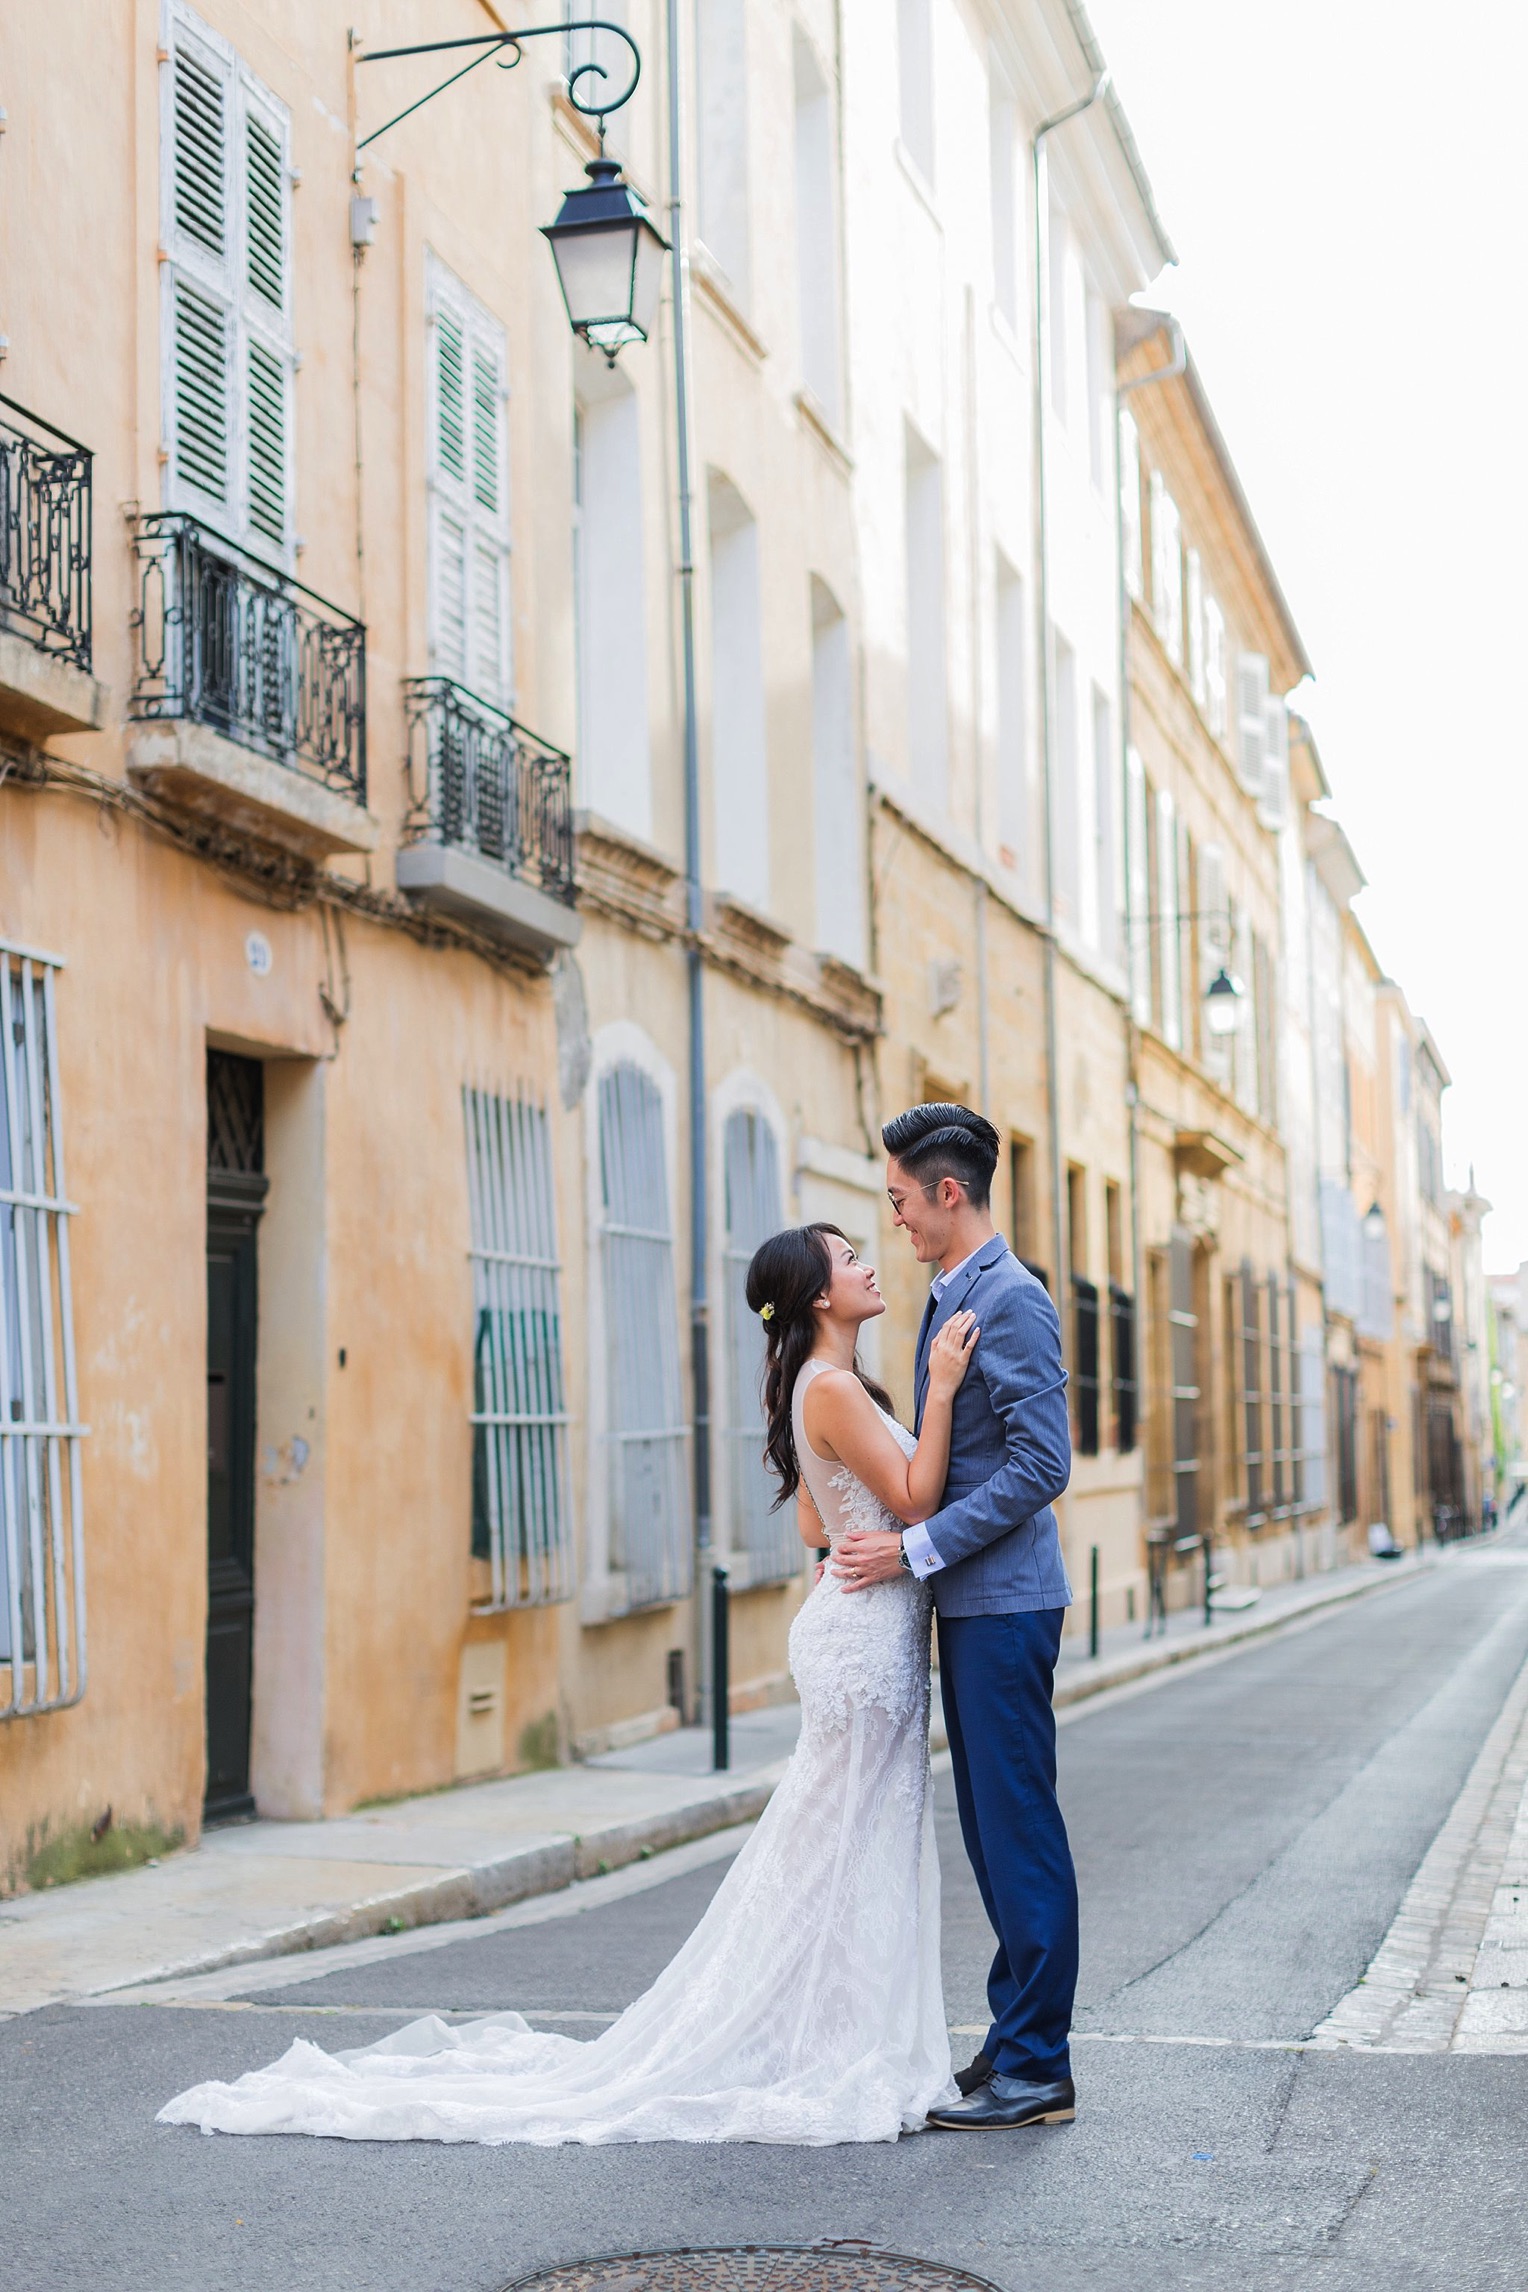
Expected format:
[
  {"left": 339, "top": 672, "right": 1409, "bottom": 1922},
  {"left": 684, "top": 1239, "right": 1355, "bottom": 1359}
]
[
  {"left": 1203, "top": 963, "right": 1247, "bottom": 1039},
  {"left": 358, "top": 20, "right": 662, "bottom": 363},
  {"left": 542, "top": 156, "right": 668, "bottom": 360}
]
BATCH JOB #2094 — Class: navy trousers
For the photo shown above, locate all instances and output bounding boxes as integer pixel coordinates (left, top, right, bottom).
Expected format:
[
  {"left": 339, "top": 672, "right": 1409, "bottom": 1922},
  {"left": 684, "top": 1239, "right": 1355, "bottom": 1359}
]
[{"left": 937, "top": 1607, "right": 1079, "bottom": 2082}]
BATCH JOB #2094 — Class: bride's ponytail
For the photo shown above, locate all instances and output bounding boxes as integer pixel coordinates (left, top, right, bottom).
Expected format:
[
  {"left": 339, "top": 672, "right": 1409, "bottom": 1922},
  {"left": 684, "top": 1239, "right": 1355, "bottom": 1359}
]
[{"left": 745, "top": 1222, "right": 892, "bottom": 1505}]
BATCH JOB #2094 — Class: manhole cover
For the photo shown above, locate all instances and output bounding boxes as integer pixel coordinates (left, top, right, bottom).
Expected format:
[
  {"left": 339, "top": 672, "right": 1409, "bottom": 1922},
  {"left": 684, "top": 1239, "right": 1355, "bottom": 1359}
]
[{"left": 503, "top": 2248, "right": 1002, "bottom": 2292}]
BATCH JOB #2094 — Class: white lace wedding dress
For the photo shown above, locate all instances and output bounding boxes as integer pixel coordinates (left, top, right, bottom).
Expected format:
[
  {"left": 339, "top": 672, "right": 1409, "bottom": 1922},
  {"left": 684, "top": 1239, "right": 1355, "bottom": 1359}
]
[{"left": 159, "top": 1359, "right": 955, "bottom": 2147}]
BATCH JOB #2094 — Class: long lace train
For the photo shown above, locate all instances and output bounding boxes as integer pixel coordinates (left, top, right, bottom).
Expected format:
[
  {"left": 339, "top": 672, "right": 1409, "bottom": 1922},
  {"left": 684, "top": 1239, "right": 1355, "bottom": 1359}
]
[{"left": 159, "top": 1389, "right": 954, "bottom": 2147}]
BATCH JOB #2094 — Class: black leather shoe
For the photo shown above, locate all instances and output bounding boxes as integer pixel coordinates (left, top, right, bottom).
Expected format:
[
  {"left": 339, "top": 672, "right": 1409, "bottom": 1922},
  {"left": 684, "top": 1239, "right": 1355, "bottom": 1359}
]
[
  {"left": 954, "top": 2050, "right": 994, "bottom": 2098},
  {"left": 927, "top": 2072, "right": 1076, "bottom": 2129}
]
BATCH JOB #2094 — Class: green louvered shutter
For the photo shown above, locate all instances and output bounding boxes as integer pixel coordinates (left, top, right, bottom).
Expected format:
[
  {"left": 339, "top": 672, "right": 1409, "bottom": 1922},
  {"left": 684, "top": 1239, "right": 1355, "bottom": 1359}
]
[
  {"left": 429, "top": 259, "right": 510, "bottom": 706},
  {"left": 165, "top": 10, "right": 293, "bottom": 557}
]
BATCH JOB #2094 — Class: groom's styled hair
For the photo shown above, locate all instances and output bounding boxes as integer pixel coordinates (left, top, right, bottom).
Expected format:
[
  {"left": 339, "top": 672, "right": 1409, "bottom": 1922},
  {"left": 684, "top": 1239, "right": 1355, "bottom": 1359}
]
[{"left": 882, "top": 1102, "right": 1000, "bottom": 1209}]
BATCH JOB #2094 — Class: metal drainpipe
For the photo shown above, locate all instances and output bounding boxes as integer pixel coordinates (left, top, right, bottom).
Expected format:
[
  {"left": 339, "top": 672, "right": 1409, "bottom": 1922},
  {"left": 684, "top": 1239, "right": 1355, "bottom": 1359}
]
[
  {"left": 1116, "top": 320, "right": 1186, "bottom": 1356},
  {"left": 665, "top": 0, "right": 712, "bottom": 1719},
  {"left": 1031, "top": 73, "right": 1108, "bottom": 1311}
]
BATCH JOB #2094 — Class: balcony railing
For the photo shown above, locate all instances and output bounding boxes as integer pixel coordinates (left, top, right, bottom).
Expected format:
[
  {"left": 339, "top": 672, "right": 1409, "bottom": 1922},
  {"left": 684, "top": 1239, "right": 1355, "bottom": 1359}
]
[
  {"left": 0, "top": 393, "right": 92, "bottom": 672},
  {"left": 403, "top": 677, "right": 575, "bottom": 908},
  {"left": 129, "top": 513, "right": 365, "bottom": 803}
]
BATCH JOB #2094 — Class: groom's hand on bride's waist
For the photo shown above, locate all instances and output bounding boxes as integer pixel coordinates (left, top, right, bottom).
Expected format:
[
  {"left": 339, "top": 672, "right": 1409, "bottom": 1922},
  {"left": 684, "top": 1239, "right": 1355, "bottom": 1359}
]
[{"left": 833, "top": 1529, "right": 906, "bottom": 1590}]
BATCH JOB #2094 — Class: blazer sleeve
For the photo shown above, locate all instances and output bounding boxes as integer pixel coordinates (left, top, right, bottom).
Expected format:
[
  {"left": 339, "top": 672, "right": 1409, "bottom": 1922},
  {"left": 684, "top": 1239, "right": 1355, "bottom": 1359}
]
[{"left": 920, "top": 1274, "right": 1072, "bottom": 1569}]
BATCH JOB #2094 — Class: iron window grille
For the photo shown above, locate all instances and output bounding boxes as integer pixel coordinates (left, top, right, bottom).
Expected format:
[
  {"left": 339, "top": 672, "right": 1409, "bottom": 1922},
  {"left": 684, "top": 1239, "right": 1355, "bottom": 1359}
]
[
  {"left": 464, "top": 1088, "right": 574, "bottom": 1610},
  {"left": 1109, "top": 1282, "right": 1137, "bottom": 1454},
  {"left": 597, "top": 1062, "right": 691, "bottom": 1612},
  {"left": 403, "top": 677, "right": 575, "bottom": 907},
  {"left": 1071, "top": 1276, "right": 1101, "bottom": 1458},
  {"left": 1169, "top": 1232, "right": 1200, "bottom": 1540},
  {"left": 0, "top": 394, "right": 93, "bottom": 673},
  {"left": 0, "top": 943, "right": 87, "bottom": 1721},
  {"left": 1333, "top": 1363, "right": 1360, "bottom": 1526},
  {"left": 1238, "top": 1261, "right": 1267, "bottom": 1527},
  {"left": 721, "top": 1110, "right": 793, "bottom": 1583},
  {"left": 128, "top": 511, "right": 366, "bottom": 801},
  {"left": 1267, "top": 1273, "right": 1286, "bottom": 1515}
]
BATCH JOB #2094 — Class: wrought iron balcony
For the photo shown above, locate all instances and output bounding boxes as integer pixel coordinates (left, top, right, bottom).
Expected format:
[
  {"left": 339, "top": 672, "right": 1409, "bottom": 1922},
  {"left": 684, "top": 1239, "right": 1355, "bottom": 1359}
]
[
  {"left": 0, "top": 394, "right": 102, "bottom": 741},
  {"left": 0, "top": 394, "right": 92, "bottom": 670},
  {"left": 128, "top": 513, "right": 366, "bottom": 804},
  {"left": 398, "top": 678, "right": 579, "bottom": 956}
]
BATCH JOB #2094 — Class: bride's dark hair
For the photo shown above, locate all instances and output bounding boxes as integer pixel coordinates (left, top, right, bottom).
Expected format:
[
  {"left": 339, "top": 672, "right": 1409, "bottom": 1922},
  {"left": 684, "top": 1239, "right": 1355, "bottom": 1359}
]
[{"left": 745, "top": 1221, "right": 893, "bottom": 1505}]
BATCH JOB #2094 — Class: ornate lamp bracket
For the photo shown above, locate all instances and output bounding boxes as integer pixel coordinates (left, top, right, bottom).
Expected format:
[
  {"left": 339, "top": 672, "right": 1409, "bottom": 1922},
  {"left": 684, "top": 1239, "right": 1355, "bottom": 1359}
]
[{"left": 356, "top": 20, "right": 641, "bottom": 153}]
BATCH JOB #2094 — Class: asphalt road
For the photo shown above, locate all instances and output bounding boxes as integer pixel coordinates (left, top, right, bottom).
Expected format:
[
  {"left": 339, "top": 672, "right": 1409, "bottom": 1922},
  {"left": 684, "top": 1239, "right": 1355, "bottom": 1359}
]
[{"left": 5, "top": 1546, "right": 1528, "bottom": 2292}]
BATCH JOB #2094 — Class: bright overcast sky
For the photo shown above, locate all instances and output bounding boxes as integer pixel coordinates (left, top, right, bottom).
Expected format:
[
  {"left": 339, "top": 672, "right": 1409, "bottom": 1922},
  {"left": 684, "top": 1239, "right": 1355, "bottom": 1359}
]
[{"left": 1084, "top": 0, "right": 1528, "bottom": 1269}]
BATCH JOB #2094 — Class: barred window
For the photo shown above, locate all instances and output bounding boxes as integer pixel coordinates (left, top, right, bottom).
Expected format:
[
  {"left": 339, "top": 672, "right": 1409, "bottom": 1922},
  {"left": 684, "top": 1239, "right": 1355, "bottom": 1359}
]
[
  {"left": 1239, "top": 1262, "right": 1267, "bottom": 1526},
  {"left": 722, "top": 1109, "right": 791, "bottom": 1583},
  {"left": 1332, "top": 1364, "right": 1360, "bottom": 1526},
  {"left": 598, "top": 1062, "right": 692, "bottom": 1611},
  {"left": 1072, "top": 1276, "right": 1101, "bottom": 1457},
  {"left": 1, "top": 945, "right": 86, "bottom": 1719},
  {"left": 1109, "top": 1282, "right": 1137, "bottom": 1454},
  {"left": 1168, "top": 1231, "right": 1200, "bottom": 1538},
  {"left": 1267, "top": 1273, "right": 1286, "bottom": 1516},
  {"left": 465, "top": 1088, "right": 572, "bottom": 1608}
]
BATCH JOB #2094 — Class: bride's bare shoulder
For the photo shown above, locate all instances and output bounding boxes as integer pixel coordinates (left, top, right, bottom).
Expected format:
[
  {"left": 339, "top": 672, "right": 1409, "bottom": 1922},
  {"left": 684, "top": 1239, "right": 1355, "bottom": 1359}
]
[{"left": 803, "top": 1366, "right": 880, "bottom": 1435}]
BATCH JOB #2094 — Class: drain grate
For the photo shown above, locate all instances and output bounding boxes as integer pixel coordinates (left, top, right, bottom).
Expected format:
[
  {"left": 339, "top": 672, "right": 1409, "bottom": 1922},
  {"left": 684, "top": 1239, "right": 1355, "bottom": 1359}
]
[{"left": 503, "top": 2247, "right": 1003, "bottom": 2292}]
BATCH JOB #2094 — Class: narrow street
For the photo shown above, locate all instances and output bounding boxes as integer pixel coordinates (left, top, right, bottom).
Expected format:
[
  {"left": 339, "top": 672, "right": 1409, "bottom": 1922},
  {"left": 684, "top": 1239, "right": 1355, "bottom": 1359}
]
[{"left": 5, "top": 1544, "right": 1527, "bottom": 2292}]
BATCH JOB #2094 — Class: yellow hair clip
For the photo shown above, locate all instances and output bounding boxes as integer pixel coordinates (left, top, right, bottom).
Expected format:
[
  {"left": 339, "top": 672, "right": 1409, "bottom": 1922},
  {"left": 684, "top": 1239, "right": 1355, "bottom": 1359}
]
[{"left": 759, "top": 1302, "right": 775, "bottom": 1322}]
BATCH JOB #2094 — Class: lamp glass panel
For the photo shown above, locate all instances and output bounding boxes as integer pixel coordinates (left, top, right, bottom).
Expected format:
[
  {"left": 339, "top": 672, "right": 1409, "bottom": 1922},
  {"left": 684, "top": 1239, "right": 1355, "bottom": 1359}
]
[
  {"left": 630, "top": 223, "right": 666, "bottom": 338},
  {"left": 552, "top": 220, "right": 640, "bottom": 330},
  {"left": 1204, "top": 982, "right": 1243, "bottom": 1038}
]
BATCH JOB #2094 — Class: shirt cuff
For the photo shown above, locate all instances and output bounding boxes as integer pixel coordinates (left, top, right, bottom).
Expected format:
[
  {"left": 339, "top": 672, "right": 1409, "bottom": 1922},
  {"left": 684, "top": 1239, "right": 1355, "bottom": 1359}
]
[{"left": 901, "top": 1521, "right": 945, "bottom": 1577}]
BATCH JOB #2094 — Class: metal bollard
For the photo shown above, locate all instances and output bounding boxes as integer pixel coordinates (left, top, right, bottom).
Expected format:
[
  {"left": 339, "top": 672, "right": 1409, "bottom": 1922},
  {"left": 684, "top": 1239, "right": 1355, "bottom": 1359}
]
[
  {"left": 1089, "top": 1544, "right": 1100, "bottom": 1660},
  {"left": 712, "top": 1563, "right": 730, "bottom": 1773}
]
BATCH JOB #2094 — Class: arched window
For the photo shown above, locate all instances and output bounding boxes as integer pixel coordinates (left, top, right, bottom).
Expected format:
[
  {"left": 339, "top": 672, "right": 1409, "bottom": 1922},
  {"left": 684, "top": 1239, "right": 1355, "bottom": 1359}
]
[
  {"left": 597, "top": 1062, "right": 691, "bottom": 1609},
  {"left": 722, "top": 1109, "right": 792, "bottom": 1582}
]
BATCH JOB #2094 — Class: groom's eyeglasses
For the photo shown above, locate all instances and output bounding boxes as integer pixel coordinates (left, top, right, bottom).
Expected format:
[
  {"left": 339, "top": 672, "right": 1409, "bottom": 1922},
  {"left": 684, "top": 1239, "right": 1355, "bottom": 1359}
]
[{"left": 887, "top": 1178, "right": 968, "bottom": 1212}]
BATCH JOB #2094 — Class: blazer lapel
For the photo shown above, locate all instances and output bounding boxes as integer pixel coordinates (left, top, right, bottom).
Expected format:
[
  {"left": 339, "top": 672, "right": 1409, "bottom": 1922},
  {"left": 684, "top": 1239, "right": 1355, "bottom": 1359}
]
[
  {"left": 914, "top": 1235, "right": 1008, "bottom": 1424},
  {"left": 913, "top": 1285, "right": 939, "bottom": 1425}
]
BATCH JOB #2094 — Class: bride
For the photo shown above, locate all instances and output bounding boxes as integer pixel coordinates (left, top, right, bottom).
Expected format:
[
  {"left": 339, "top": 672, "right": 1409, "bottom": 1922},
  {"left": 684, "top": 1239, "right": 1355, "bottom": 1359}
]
[{"left": 159, "top": 1222, "right": 977, "bottom": 2147}]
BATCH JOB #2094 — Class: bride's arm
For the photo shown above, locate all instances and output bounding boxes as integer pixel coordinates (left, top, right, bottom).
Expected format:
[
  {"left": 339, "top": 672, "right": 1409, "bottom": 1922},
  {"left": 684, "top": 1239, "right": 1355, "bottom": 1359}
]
[{"left": 803, "top": 1315, "right": 978, "bottom": 1524}]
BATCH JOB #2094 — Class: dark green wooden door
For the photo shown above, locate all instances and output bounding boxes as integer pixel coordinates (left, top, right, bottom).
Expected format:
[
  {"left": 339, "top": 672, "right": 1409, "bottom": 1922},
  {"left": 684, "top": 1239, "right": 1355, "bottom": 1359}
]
[{"left": 204, "top": 1053, "right": 266, "bottom": 1822}]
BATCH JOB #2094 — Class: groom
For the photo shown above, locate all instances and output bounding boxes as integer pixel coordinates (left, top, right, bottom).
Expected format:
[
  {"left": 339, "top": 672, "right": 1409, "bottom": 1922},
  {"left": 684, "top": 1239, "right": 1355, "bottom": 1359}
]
[{"left": 835, "top": 1101, "right": 1078, "bottom": 2129}]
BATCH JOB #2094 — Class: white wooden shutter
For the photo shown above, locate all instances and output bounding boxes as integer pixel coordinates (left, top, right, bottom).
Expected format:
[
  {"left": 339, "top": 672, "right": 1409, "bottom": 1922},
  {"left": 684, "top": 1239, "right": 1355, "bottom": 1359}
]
[
  {"left": 428, "top": 257, "right": 511, "bottom": 707},
  {"left": 172, "top": 279, "right": 230, "bottom": 505},
  {"left": 469, "top": 340, "right": 507, "bottom": 704},
  {"left": 172, "top": 40, "right": 229, "bottom": 260},
  {"left": 163, "top": 7, "right": 293, "bottom": 556},
  {"left": 1260, "top": 692, "right": 1290, "bottom": 830},
  {"left": 1236, "top": 650, "right": 1269, "bottom": 799},
  {"left": 1203, "top": 595, "right": 1227, "bottom": 738},
  {"left": 1198, "top": 841, "right": 1229, "bottom": 1081},
  {"left": 1119, "top": 412, "right": 1143, "bottom": 601},
  {"left": 240, "top": 91, "right": 291, "bottom": 552},
  {"left": 1185, "top": 548, "right": 1205, "bottom": 707},
  {"left": 1156, "top": 786, "right": 1181, "bottom": 1050},
  {"left": 165, "top": 24, "right": 234, "bottom": 517},
  {"left": 1126, "top": 745, "right": 1150, "bottom": 1026},
  {"left": 1149, "top": 472, "right": 1183, "bottom": 665}
]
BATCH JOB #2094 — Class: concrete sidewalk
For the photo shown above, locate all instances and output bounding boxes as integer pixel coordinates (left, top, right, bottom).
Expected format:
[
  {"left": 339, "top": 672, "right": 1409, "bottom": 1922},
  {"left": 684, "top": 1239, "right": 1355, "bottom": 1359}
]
[{"left": 0, "top": 1548, "right": 1433, "bottom": 2018}]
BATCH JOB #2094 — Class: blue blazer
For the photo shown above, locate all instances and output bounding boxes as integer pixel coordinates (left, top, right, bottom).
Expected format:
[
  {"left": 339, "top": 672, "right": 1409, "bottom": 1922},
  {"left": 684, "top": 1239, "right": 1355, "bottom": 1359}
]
[{"left": 913, "top": 1234, "right": 1072, "bottom": 1618}]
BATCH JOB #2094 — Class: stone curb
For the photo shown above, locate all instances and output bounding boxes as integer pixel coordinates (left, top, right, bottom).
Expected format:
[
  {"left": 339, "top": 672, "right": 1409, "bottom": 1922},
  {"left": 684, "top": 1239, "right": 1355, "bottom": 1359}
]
[{"left": 44, "top": 1555, "right": 1428, "bottom": 2009}]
